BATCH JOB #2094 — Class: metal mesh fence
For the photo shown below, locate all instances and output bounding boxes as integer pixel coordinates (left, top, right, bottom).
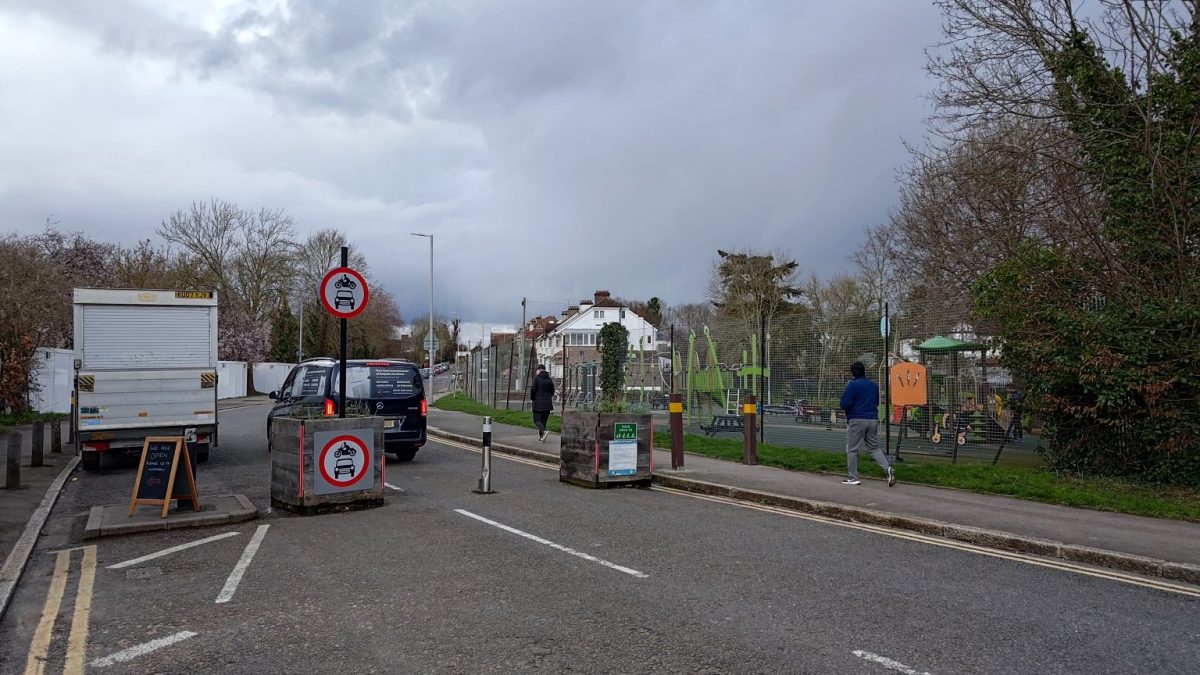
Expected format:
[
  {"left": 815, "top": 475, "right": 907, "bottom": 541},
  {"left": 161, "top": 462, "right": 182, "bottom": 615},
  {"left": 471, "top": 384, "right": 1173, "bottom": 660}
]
[{"left": 456, "top": 309, "right": 1042, "bottom": 466}]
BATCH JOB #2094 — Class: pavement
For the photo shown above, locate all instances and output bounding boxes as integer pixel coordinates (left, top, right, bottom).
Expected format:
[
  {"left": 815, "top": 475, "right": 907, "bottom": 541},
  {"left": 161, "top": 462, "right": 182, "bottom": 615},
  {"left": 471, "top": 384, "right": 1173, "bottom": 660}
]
[
  {"left": 83, "top": 494, "right": 257, "bottom": 539},
  {"left": 3, "top": 399, "right": 1199, "bottom": 673},
  {"left": 427, "top": 408, "right": 1200, "bottom": 577}
]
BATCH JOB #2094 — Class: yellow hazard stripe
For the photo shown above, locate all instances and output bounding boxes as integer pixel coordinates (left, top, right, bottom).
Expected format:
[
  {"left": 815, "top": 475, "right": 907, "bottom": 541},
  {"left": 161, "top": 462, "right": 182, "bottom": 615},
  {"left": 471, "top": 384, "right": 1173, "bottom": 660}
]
[
  {"left": 668, "top": 402, "right": 683, "bottom": 414},
  {"left": 78, "top": 375, "right": 95, "bottom": 392},
  {"left": 200, "top": 372, "right": 217, "bottom": 388},
  {"left": 742, "top": 404, "right": 757, "bottom": 415}
]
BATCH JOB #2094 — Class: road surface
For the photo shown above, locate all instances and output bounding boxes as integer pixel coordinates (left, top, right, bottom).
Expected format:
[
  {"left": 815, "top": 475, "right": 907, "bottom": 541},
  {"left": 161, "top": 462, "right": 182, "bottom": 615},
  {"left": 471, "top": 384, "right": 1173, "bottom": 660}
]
[{"left": 1, "top": 402, "right": 1196, "bottom": 673}]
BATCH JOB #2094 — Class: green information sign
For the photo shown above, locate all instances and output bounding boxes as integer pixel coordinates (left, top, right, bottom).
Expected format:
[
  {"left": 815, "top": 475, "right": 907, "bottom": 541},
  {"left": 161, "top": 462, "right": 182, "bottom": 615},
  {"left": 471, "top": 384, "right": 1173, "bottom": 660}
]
[{"left": 614, "top": 423, "right": 637, "bottom": 440}]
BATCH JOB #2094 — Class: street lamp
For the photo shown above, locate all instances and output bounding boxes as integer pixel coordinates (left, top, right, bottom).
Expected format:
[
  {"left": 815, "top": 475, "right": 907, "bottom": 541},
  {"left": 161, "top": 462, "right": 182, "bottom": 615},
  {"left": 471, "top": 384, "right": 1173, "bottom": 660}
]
[{"left": 411, "top": 233, "right": 434, "bottom": 398}]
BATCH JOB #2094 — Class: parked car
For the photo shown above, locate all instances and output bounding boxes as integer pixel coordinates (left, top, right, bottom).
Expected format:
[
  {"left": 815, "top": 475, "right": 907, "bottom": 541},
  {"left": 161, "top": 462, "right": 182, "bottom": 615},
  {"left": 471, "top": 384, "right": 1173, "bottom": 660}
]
[{"left": 266, "top": 358, "right": 427, "bottom": 461}]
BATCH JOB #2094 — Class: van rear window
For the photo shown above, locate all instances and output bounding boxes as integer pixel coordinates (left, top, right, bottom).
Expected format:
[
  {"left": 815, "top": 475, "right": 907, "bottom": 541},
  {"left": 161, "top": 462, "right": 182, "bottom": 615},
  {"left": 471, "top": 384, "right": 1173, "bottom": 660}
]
[
  {"left": 346, "top": 364, "right": 421, "bottom": 399},
  {"left": 283, "top": 365, "right": 330, "bottom": 399}
]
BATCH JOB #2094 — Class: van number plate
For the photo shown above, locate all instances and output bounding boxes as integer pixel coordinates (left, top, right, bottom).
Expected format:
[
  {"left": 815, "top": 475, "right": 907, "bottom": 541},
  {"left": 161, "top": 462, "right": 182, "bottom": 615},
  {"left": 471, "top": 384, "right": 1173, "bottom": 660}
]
[{"left": 384, "top": 419, "right": 402, "bottom": 429}]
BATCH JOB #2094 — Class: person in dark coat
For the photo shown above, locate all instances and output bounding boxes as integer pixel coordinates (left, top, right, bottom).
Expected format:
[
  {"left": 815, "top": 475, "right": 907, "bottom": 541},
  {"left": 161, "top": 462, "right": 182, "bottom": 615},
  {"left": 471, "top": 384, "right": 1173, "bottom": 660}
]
[{"left": 530, "top": 364, "right": 555, "bottom": 442}]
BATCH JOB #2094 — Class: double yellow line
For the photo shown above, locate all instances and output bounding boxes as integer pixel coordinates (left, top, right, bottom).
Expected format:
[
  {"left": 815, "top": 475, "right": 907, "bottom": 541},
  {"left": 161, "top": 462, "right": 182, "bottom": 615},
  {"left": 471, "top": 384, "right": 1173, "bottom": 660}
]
[{"left": 24, "top": 546, "right": 96, "bottom": 675}]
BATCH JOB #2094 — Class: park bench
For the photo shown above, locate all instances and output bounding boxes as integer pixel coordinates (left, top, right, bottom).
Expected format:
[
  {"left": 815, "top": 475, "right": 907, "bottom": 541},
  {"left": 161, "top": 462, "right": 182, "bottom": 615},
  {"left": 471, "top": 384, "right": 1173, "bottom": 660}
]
[{"left": 699, "top": 414, "right": 745, "bottom": 436}]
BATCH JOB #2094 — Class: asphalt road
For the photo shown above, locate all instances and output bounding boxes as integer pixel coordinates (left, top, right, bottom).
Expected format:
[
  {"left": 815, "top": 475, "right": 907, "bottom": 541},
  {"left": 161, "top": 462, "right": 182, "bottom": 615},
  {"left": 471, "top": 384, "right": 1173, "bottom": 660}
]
[{"left": 2, "top": 402, "right": 1197, "bottom": 673}]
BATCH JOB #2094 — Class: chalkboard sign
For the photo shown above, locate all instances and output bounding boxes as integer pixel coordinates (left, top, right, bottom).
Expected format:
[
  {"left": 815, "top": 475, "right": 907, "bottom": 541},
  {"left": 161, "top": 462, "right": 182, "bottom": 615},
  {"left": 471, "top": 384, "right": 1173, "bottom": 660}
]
[{"left": 128, "top": 437, "right": 201, "bottom": 518}]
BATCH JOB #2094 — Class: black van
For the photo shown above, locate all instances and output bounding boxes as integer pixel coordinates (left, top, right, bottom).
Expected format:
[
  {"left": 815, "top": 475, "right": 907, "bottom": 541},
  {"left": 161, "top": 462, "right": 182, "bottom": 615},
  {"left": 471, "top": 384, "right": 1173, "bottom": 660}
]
[{"left": 266, "top": 358, "right": 427, "bottom": 461}]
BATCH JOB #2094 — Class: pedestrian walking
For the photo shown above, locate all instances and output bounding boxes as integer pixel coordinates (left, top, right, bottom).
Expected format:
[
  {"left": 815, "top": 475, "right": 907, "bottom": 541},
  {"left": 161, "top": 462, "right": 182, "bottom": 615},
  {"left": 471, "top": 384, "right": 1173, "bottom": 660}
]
[
  {"left": 530, "top": 364, "right": 555, "bottom": 442},
  {"left": 839, "top": 361, "right": 895, "bottom": 487}
]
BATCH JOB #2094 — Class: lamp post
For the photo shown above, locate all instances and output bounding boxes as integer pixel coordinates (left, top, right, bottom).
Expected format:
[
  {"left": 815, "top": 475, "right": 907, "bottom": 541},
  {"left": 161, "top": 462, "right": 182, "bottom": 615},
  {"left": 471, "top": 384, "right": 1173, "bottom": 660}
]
[{"left": 412, "top": 233, "right": 434, "bottom": 398}]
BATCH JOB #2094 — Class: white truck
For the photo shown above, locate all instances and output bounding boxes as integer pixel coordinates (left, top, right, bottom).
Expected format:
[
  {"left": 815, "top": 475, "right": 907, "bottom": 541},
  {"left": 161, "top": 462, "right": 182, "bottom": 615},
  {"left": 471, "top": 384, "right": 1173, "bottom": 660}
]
[{"left": 73, "top": 289, "right": 220, "bottom": 469}]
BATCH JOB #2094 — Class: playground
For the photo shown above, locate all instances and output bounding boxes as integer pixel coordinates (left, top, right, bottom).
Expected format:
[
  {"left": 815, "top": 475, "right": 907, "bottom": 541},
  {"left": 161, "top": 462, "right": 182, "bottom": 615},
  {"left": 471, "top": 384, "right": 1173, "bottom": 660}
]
[
  {"left": 455, "top": 316, "right": 1041, "bottom": 467},
  {"left": 665, "top": 324, "right": 1040, "bottom": 466}
]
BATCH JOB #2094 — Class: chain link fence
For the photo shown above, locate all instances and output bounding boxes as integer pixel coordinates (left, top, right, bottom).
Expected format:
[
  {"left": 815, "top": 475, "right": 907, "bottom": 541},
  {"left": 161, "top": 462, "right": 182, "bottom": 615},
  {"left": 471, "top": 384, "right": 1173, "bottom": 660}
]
[{"left": 455, "top": 310, "right": 1042, "bottom": 465}]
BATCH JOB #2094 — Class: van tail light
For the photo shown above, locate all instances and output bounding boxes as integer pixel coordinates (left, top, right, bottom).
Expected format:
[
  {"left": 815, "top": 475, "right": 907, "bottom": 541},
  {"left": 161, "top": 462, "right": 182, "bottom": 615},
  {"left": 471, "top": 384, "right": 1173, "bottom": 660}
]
[
  {"left": 420, "top": 399, "right": 428, "bottom": 417},
  {"left": 324, "top": 398, "right": 336, "bottom": 416},
  {"left": 84, "top": 441, "right": 111, "bottom": 452}
]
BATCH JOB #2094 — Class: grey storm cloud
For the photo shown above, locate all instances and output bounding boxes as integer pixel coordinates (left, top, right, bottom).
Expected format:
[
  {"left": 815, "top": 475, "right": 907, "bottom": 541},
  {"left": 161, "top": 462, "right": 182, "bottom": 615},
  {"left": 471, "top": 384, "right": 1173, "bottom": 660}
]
[{"left": 0, "top": 0, "right": 942, "bottom": 324}]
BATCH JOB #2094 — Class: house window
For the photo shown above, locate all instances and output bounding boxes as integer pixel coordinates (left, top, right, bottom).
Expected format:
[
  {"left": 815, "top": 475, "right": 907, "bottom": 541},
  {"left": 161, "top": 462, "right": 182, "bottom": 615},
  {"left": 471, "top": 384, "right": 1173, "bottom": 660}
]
[{"left": 595, "top": 310, "right": 604, "bottom": 319}]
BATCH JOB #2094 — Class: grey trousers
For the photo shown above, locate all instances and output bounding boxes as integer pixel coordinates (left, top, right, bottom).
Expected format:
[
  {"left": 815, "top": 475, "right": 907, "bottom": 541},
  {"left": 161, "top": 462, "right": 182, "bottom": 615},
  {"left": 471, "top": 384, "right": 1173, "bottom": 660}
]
[{"left": 846, "top": 419, "right": 890, "bottom": 480}]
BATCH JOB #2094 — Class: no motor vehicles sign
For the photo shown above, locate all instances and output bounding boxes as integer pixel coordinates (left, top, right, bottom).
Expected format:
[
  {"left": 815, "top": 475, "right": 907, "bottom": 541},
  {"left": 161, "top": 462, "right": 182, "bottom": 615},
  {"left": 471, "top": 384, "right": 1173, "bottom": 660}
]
[
  {"left": 320, "top": 266, "right": 369, "bottom": 319},
  {"left": 313, "top": 430, "right": 374, "bottom": 494}
]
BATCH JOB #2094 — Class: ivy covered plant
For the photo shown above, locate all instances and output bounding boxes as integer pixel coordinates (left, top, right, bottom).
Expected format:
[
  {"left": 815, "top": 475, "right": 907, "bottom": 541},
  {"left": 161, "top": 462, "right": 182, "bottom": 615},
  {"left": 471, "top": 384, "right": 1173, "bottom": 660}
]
[{"left": 598, "top": 322, "right": 629, "bottom": 412}]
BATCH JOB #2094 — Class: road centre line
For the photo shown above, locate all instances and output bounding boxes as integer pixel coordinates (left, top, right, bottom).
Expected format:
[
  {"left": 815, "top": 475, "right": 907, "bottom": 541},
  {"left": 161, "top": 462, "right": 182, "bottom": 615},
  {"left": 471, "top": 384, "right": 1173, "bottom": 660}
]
[
  {"left": 652, "top": 486, "right": 1200, "bottom": 599},
  {"left": 215, "top": 524, "right": 269, "bottom": 604},
  {"left": 64, "top": 546, "right": 97, "bottom": 675},
  {"left": 107, "top": 532, "right": 241, "bottom": 569},
  {"left": 90, "top": 631, "right": 198, "bottom": 668},
  {"left": 24, "top": 550, "right": 70, "bottom": 675},
  {"left": 455, "top": 509, "right": 649, "bottom": 579},
  {"left": 852, "top": 650, "right": 933, "bottom": 675}
]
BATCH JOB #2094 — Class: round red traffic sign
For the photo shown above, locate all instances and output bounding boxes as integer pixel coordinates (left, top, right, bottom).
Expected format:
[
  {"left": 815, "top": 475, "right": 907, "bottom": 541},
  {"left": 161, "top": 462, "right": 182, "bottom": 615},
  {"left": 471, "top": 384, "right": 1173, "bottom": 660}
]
[
  {"left": 318, "top": 434, "right": 371, "bottom": 488},
  {"left": 319, "top": 267, "right": 369, "bottom": 319}
]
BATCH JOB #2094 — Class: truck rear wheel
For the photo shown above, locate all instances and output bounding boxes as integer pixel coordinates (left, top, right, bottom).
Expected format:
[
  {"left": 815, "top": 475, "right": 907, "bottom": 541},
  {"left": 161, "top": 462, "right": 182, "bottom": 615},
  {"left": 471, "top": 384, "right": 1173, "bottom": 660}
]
[
  {"left": 81, "top": 451, "right": 100, "bottom": 471},
  {"left": 197, "top": 443, "right": 210, "bottom": 463}
]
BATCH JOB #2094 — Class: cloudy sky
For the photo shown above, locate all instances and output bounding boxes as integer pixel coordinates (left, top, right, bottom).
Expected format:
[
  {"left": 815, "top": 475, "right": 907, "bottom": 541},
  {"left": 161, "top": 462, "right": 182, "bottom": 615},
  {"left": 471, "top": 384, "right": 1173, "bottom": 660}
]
[{"left": 0, "top": 0, "right": 941, "bottom": 325}]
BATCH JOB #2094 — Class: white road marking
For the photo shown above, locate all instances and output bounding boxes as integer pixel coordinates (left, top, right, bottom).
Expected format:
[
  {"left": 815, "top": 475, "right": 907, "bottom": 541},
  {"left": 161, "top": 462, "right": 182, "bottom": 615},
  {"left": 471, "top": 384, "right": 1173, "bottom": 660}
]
[
  {"left": 852, "top": 650, "right": 933, "bottom": 675},
  {"left": 455, "top": 509, "right": 648, "bottom": 579},
  {"left": 90, "top": 631, "right": 198, "bottom": 668},
  {"left": 215, "top": 524, "right": 269, "bottom": 604},
  {"left": 107, "top": 532, "right": 240, "bottom": 569},
  {"left": 652, "top": 486, "right": 1200, "bottom": 599},
  {"left": 385, "top": 482, "right": 405, "bottom": 492}
]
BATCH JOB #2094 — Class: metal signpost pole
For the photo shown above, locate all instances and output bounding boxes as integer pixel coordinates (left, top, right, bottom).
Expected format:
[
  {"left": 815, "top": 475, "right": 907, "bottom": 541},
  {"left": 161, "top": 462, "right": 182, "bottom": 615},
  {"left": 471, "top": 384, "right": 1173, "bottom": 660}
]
[
  {"left": 339, "top": 246, "right": 348, "bottom": 419},
  {"left": 412, "top": 233, "right": 434, "bottom": 398},
  {"left": 884, "top": 302, "right": 891, "bottom": 457}
]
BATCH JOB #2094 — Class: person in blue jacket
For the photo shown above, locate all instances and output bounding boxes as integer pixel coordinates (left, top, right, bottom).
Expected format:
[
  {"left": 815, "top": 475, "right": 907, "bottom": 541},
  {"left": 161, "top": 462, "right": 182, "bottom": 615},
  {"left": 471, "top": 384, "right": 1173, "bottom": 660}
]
[{"left": 839, "top": 361, "right": 896, "bottom": 487}]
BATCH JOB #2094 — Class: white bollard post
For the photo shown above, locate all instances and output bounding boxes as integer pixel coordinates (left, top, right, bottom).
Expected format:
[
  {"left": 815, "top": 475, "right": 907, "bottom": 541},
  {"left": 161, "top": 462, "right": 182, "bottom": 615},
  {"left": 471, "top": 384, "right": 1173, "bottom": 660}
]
[{"left": 474, "top": 416, "right": 494, "bottom": 494}]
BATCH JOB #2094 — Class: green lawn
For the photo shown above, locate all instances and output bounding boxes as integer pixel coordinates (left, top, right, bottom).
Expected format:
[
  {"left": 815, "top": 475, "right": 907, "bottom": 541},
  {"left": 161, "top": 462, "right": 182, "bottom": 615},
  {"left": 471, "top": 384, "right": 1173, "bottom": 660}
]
[{"left": 434, "top": 394, "right": 1200, "bottom": 522}]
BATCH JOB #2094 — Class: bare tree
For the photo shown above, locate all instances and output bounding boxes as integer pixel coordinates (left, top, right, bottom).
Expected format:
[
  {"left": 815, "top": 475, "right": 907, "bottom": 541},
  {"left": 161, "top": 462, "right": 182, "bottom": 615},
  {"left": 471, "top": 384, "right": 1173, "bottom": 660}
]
[{"left": 157, "top": 199, "right": 298, "bottom": 320}]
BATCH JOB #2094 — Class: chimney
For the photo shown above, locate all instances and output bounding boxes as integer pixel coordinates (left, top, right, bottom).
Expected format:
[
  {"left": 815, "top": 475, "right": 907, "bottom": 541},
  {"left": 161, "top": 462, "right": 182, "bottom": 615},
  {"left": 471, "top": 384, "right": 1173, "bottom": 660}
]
[{"left": 594, "top": 290, "right": 611, "bottom": 304}]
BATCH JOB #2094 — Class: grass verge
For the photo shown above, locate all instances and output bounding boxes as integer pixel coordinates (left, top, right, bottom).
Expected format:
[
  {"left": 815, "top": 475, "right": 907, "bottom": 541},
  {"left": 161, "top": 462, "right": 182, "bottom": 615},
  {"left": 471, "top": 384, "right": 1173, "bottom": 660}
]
[
  {"left": 434, "top": 394, "right": 1200, "bottom": 522},
  {"left": 0, "top": 411, "right": 67, "bottom": 434}
]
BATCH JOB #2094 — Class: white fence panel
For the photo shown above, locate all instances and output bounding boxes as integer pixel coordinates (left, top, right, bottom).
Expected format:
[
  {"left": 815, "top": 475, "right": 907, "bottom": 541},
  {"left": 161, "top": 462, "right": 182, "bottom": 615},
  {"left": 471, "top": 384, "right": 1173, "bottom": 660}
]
[
  {"left": 252, "top": 362, "right": 294, "bottom": 395},
  {"left": 30, "top": 348, "right": 74, "bottom": 413},
  {"left": 217, "top": 361, "right": 248, "bottom": 399}
]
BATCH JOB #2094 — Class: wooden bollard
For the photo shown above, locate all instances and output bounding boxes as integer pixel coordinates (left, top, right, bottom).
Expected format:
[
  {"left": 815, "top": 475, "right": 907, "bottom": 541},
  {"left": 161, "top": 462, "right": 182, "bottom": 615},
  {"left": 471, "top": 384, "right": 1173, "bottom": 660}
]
[
  {"left": 5, "top": 433, "right": 20, "bottom": 489},
  {"left": 31, "top": 421, "right": 44, "bottom": 468},
  {"left": 669, "top": 393, "right": 684, "bottom": 469},
  {"left": 743, "top": 394, "right": 758, "bottom": 466}
]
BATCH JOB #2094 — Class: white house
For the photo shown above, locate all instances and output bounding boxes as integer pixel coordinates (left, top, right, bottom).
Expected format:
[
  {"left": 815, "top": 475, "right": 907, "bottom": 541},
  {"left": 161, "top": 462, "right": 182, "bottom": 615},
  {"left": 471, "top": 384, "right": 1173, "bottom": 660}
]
[{"left": 534, "top": 291, "right": 660, "bottom": 381}]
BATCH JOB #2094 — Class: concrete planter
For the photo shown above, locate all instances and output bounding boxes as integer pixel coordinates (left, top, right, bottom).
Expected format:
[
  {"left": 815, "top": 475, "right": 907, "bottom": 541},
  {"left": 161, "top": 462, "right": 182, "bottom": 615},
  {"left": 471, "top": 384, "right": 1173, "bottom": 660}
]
[
  {"left": 559, "top": 411, "right": 653, "bottom": 488},
  {"left": 270, "top": 416, "right": 386, "bottom": 514}
]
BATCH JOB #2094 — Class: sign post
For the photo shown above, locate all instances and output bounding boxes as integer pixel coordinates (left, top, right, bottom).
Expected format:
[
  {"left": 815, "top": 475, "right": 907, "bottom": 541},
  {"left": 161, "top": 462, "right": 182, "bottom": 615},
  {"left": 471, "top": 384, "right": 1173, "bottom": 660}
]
[
  {"left": 881, "top": 303, "right": 891, "bottom": 458},
  {"left": 319, "top": 248, "right": 370, "bottom": 419}
]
